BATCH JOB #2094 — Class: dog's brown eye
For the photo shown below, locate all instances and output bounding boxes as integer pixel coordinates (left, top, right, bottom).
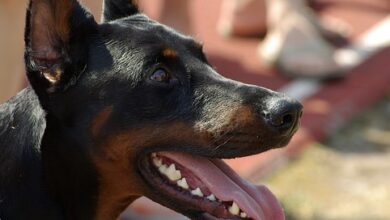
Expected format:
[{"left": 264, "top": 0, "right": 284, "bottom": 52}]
[{"left": 150, "top": 69, "right": 170, "bottom": 83}]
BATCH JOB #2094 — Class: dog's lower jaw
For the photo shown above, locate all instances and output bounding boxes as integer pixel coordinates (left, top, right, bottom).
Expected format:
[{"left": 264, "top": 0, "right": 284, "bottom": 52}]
[{"left": 137, "top": 152, "right": 285, "bottom": 220}]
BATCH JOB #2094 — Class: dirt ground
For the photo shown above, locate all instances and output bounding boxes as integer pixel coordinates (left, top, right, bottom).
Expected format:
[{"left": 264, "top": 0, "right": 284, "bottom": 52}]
[{"left": 262, "top": 94, "right": 390, "bottom": 220}]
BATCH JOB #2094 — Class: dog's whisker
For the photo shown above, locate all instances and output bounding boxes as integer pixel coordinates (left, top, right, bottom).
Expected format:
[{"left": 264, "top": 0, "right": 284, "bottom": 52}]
[{"left": 212, "top": 136, "right": 234, "bottom": 153}]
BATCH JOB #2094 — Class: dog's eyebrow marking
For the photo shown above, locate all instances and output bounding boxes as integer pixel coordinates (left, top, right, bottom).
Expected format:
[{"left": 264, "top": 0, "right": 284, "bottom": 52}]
[
  {"left": 161, "top": 47, "right": 178, "bottom": 59},
  {"left": 91, "top": 106, "right": 113, "bottom": 137}
]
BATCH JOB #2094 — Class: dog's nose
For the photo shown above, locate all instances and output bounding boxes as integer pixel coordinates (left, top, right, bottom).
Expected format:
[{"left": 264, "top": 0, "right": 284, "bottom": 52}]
[{"left": 264, "top": 98, "right": 303, "bottom": 134}]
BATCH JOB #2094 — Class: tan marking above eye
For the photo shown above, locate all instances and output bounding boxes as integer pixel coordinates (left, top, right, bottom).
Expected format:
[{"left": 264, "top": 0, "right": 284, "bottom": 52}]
[{"left": 162, "top": 47, "right": 177, "bottom": 59}]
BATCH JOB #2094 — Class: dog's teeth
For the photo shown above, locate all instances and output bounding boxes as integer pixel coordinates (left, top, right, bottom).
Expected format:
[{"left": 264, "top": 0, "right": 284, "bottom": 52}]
[
  {"left": 228, "top": 202, "right": 240, "bottom": 215},
  {"left": 240, "top": 212, "right": 248, "bottom": 218},
  {"left": 166, "top": 164, "right": 182, "bottom": 181},
  {"left": 158, "top": 164, "right": 168, "bottom": 174},
  {"left": 206, "top": 194, "right": 216, "bottom": 201},
  {"left": 177, "top": 178, "right": 189, "bottom": 189},
  {"left": 191, "top": 187, "right": 204, "bottom": 197},
  {"left": 152, "top": 157, "right": 162, "bottom": 167}
]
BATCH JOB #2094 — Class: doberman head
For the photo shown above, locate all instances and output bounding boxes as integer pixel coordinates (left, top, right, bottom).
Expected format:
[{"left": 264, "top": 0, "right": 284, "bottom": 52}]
[{"left": 24, "top": 0, "right": 302, "bottom": 219}]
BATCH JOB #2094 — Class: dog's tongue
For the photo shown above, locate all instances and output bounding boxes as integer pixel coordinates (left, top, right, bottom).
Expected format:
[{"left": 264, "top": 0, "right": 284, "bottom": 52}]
[{"left": 160, "top": 152, "right": 285, "bottom": 220}]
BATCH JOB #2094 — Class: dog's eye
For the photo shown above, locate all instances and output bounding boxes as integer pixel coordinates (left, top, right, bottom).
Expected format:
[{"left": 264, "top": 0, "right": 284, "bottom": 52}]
[{"left": 150, "top": 69, "right": 171, "bottom": 83}]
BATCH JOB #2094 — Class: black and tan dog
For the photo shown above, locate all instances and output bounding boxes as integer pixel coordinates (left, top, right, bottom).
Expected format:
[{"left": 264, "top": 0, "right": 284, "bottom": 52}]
[{"left": 0, "top": 0, "right": 302, "bottom": 219}]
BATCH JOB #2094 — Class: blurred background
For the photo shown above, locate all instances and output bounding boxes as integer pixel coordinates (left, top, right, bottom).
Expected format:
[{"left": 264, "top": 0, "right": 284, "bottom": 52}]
[{"left": 1, "top": 0, "right": 389, "bottom": 219}]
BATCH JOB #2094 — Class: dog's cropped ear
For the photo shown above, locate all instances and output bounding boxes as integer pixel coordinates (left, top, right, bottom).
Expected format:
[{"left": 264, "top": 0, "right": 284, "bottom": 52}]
[
  {"left": 25, "top": 0, "right": 97, "bottom": 94},
  {"left": 102, "top": 0, "right": 139, "bottom": 22}
]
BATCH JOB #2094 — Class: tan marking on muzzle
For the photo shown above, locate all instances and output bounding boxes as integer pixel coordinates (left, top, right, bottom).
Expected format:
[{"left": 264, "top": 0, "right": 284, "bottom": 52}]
[
  {"left": 92, "top": 106, "right": 259, "bottom": 219},
  {"left": 195, "top": 105, "right": 259, "bottom": 136}
]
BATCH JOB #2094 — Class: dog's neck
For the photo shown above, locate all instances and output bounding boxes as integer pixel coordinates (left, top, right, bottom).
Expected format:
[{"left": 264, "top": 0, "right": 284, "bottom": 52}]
[
  {"left": 0, "top": 88, "right": 63, "bottom": 219},
  {"left": 0, "top": 88, "right": 106, "bottom": 220},
  {"left": 40, "top": 113, "right": 101, "bottom": 220}
]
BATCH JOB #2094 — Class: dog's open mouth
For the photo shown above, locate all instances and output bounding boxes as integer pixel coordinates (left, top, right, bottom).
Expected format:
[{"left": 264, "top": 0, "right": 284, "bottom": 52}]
[{"left": 139, "top": 151, "right": 285, "bottom": 220}]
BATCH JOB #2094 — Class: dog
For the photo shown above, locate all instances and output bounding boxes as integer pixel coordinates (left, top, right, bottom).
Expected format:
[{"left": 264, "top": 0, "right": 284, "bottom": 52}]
[{"left": 0, "top": 0, "right": 302, "bottom": 219}]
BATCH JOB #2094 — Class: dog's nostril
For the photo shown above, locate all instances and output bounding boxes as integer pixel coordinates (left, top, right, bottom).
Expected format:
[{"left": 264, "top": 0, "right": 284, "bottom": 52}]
[
  {"left": 270, "top": 112, "right": 294, "bottom": 127},
  {"left": 266, "top": 98, "right": 303, "bottom": 133},
  {"left": 282, "top": 113, "right": 294, "bottom": 126}
]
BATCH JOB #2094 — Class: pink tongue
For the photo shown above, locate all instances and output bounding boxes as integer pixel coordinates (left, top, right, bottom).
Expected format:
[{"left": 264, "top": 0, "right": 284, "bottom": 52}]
[{"left": 160, "top": 152, "right": 285, "bottom": 220}]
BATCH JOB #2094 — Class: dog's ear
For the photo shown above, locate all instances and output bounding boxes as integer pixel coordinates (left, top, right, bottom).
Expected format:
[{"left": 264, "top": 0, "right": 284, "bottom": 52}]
[
  {"left": 25, "top": 0, "right": 97, "bottom": 94},
  {"left": 102, "top": 0, "right": 139, "bottom": 22}
]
